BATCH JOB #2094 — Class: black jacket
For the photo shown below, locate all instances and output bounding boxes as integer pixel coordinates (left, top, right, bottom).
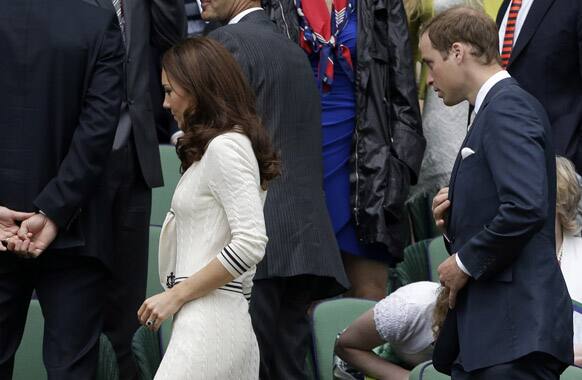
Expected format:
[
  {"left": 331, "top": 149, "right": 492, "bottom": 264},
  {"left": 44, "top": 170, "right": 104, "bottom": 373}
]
[{"left": 263, "top": 0, "right": 424, "bottom": 261}]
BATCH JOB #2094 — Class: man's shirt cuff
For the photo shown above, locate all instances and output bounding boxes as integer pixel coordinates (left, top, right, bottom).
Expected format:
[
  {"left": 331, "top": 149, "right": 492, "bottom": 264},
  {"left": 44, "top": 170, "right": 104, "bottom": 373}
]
[{"left": 455, "top": 253, "right": 472, "bottom": 277}]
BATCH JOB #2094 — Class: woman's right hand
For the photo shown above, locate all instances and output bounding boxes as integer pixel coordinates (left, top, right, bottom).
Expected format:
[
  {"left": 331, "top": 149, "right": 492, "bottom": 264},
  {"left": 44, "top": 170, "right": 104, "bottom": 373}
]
[{"left": 137, "top": 289, "right": 184, "bottom": 332}]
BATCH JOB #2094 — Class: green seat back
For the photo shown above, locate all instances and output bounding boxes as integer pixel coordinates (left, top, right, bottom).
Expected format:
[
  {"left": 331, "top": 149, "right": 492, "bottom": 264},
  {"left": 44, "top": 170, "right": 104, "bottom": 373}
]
[
  {"left": 150, "top": 145, "right": 181, "bottom": 226},
  {"left": 396, "top": 239, "right": 431, "bottom": 287},
  {"left": 561, "top": 365, "right": 582, "bottom": 379},
  {"left": 145, "top": 225, "right": 173, "bottom": 354},
  {"left": 407, "top": 194, "right": 441, "bottom": 242},
  {"left": 147, "top": 226, "right": 163, "bottom": 298},
  {"left": 14, "top": 300, "right": 119, "bottom": 380},
  {"left": 97, "top": 334, "right": 119, "bottom": 380},
  {"left": 409, "top": 361, "right": 450, "bottom": 380},
  {"left": 427, "top": 237, "right": 449, "bottom": 283},
  {"left": 14, "top": 300, "right": 46, "bottom": 379},
  {"left": 132, "top": 327, "right": 162, "bottom": 380},
  {"left": 311, "top": 298, "right": 376, "bottom": 380}
]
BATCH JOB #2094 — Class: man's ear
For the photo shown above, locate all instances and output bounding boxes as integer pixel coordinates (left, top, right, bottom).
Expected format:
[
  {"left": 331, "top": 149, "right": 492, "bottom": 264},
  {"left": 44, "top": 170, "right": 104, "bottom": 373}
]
[{"left": 450, "top": 42, "right": 464, "bottom": 62}]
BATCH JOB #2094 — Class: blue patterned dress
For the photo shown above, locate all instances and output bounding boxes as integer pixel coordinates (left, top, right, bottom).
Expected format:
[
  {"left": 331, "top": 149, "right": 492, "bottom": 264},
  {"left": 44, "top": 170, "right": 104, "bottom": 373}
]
[{"left": 309, "top": 8, "right": 386, "bottom": 261}]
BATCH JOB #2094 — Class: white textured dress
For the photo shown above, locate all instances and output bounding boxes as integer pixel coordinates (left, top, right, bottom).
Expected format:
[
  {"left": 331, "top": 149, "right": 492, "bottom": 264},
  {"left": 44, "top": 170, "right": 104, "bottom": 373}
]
[
  {"left": 155, "top": 132, "right": 267, "bottom": 380},
  {"left": 373, "top": 281, "right": 439, "bottom": 367}
]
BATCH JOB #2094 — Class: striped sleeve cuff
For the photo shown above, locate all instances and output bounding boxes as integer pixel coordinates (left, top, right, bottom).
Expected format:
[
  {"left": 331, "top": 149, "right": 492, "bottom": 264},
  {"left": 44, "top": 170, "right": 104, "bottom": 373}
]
[{"left": 217, "top": 245, "right": 251, "bottom": 278}]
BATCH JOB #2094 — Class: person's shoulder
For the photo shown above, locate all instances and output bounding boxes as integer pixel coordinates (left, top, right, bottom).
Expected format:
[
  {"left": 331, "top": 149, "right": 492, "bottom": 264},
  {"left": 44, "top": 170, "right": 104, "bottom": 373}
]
[
  {"left": 394, "top": 281, "right": 440, "bottom": 304},
  {"left": 487, "top": 78, "right": 548, "bottom": 119},
  {"left": 566, "top": 233, "right": 582, "bottom": 255},
  {"left": 64, "top": 0, "right": 117, "bottom": 21},
  {"left": 206, "top": 132, "right": 253, "bottom": 158},
  {"left": 55, "top": 0, "right": 118, "bottom": 35}
]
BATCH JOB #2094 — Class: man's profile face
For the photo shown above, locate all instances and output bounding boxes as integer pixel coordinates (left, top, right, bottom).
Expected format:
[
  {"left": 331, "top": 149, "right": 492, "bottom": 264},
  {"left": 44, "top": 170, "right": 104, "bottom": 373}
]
[
  {"left": 200, "top": 0, "right": 238, "bottom": 22},
  {"left": 420, "top": 33, "right": 465, "bottom": 106}
]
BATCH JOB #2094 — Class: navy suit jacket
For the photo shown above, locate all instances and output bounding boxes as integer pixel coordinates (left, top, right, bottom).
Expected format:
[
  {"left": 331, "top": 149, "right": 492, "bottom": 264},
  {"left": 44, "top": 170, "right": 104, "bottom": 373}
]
[
  {"left": 497, "top": 0, "right": 582, "bottom": 172},
  {"left": 441, "top": 78, "right": 573, "bottom": 371},
  {"left": 0, "top": 0, "right": 124, "bottom": 267}
]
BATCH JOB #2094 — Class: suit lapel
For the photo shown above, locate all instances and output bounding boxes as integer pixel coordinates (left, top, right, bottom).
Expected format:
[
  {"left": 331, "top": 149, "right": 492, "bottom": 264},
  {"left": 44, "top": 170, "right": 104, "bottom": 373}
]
[
  {"left": 95, "top": 0, "right": 130, "bottom": 52},
  {"left": 508, "top": 0, "right": 555, "bottom": 66},
  {"left": 446, "top": 78, "right": 514, "bottom": 238},
  {"left": 94, "top": 0, "right": 115, "bottom": 12},
  {"left": 447, "top": 109, "right": 483, "bottom": 205},
  {"left": 496, "top": 0, "right": 510, "bottom": 27}
]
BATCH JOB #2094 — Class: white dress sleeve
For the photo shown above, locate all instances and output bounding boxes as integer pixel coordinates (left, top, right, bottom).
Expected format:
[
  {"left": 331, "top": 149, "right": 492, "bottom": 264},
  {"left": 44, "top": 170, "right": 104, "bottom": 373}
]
[
  {"left": 205, "top": 134, "right": 268, "bottom": 278},
  {"left": 373, "top": 292, "right": 414, "bottom": 343}
]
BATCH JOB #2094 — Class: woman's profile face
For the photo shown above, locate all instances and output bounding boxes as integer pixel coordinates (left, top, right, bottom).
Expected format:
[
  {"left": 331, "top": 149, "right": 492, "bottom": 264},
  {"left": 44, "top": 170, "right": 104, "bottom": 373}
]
[{"left": 162, "top": 69, "right": 193, "bottom": 129}]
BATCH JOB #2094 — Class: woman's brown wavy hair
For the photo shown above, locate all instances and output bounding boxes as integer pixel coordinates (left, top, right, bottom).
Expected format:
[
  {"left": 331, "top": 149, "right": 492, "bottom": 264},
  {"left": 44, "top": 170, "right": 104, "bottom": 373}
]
[{"left": 162, "top": 37, "right": 280, "bottom": 189}]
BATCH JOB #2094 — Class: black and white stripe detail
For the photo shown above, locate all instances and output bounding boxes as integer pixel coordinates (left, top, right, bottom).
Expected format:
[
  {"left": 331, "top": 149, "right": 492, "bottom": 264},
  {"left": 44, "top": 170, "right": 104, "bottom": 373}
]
[
  {"left": 219, "top": 245, "right": 251, "bottom": 275},
  {"left": 219, "top": 280, "right": 251, "bottom": 301},
  {"left": 166, "top": 272, "right": 187, "bottom": 289}
]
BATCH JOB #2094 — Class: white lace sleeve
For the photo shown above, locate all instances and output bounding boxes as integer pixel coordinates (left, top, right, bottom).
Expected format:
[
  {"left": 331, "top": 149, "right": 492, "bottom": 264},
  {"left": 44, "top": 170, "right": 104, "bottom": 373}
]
[
  {"left": 206, "top": 134, "right": 268, "bottom": 278},
  {"left": 373, "top": 293, "right": 413, "bottom": 344}
]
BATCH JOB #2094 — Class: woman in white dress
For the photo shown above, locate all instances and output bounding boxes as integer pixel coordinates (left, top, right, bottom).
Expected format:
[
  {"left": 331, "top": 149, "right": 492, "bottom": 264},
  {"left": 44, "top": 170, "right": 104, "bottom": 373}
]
[
  {"left": 137, "top": 37, "right": 280, "bottom": 379},
  {"left": 554, "top": 157, "right": 582, "bottom": 366},
  {"left": 334, "top": 281, "right": 449, "bottom": 380}
]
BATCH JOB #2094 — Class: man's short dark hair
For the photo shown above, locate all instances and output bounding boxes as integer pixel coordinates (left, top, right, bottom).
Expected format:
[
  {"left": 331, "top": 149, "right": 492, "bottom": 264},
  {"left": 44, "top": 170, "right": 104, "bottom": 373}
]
[{"left": 421, "top": 6, "right": 501, "bottom": 65}]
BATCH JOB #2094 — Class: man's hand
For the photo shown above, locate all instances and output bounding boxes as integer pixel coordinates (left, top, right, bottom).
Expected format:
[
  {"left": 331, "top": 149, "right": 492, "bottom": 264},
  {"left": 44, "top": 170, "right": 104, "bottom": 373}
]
[
  {"left": 0, "top": 206, "right": 35, "bottom": 249},
  {"left": 437, "top": 254, "right": 469, "bottom": 309},
  {"left": 432, "top": 187, "right": 451, "bottom": 234},
  {"left": 14, "top": 213, "right": 58, "bottom": 257}
]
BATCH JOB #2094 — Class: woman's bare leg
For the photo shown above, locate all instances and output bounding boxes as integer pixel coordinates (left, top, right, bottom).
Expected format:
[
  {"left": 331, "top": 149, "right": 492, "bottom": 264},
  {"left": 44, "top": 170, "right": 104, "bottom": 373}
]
[{"left": 342, "top": 254, "right": 388, "bottom": 301}]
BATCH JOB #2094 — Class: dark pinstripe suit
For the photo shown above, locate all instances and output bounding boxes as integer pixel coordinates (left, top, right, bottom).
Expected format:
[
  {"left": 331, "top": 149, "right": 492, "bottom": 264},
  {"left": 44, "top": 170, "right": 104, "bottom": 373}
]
[{"left": 209, "top": 10, "right": 349, "bottom": 379}]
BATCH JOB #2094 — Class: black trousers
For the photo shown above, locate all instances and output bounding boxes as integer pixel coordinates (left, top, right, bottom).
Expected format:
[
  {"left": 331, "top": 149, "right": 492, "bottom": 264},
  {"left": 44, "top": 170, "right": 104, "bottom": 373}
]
[
  {"left": 0, "top": 253, "right": 108, "bottom": 380},
  {"left": 451, "top": 352, "right": 566, "bottom": 380},
  {"left": 102, "top": 142, "right": 151, "bottom": 380},
  {"left": 250, "top": 275, "right": 321, "bottom": 380}
]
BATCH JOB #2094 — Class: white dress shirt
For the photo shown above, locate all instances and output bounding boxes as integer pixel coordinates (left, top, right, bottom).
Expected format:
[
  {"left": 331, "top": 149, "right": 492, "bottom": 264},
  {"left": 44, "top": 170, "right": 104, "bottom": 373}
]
[
  {"left": 498, "top": 0, "right": 535, "bottom": 53},
  {"left": 229, "top": 7, "right": 263, "bottom": 24},
  {"left": 455, "top": 70, "right": 512, "bottom": 276}
]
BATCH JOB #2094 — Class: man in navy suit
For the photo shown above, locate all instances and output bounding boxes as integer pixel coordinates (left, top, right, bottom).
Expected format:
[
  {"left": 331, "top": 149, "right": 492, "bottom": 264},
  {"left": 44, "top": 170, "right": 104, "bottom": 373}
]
[
  {"left": 497, "top": 0, "right": 582, "bottom": 172},
  {"left": 0, "top": 1, "right": 124, "bottom": 378},
  {"left": 422, "top": 6, "right": 573, "bottom": 379}
]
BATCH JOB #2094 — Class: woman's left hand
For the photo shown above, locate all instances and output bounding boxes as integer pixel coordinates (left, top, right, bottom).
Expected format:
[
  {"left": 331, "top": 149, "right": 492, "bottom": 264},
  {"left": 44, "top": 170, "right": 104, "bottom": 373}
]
[{"left": 138, "top": 290, "right": 183, "bottom": 332}]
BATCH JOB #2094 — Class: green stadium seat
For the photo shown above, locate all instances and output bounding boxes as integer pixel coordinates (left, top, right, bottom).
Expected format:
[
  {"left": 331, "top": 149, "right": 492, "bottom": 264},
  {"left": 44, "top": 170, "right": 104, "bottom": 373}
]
[
  {"left": 407, "top": 193, "right": 441, "bottom": 242},
  {"left": 13, "top": 300, "right": 45, "bottom": 379},
  {"left": 409, "top": 361, "right": 450, "bottom": 380},
  {"left": 147, "top": 226, "right": 163, "bottom": 298},
  {"left": 97, "top": 334, "right": 119, "bottom": 380},
  {"left": 14, "top": 299, "right": 119, "bottom": 380},
  {"left": 150, "top": 145, "right": 182, "bottom": 226},
  {"left": 145, "top": 225, "right": 173, "bottom": 354},
  {"left": 427, "top": 237, "right": 449, "bottom": 282},
  {"left": 311, "top": 298, "right": 376, "bottom": 380},
  {"left": 561, "top": 365, "right": 582, "bottom": 379},
  {"left": 396, "top": 239, "right": 431, "bottom": 287},
  {"left": 132, "top": 326, "right": 162, "bottom": 380}
]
